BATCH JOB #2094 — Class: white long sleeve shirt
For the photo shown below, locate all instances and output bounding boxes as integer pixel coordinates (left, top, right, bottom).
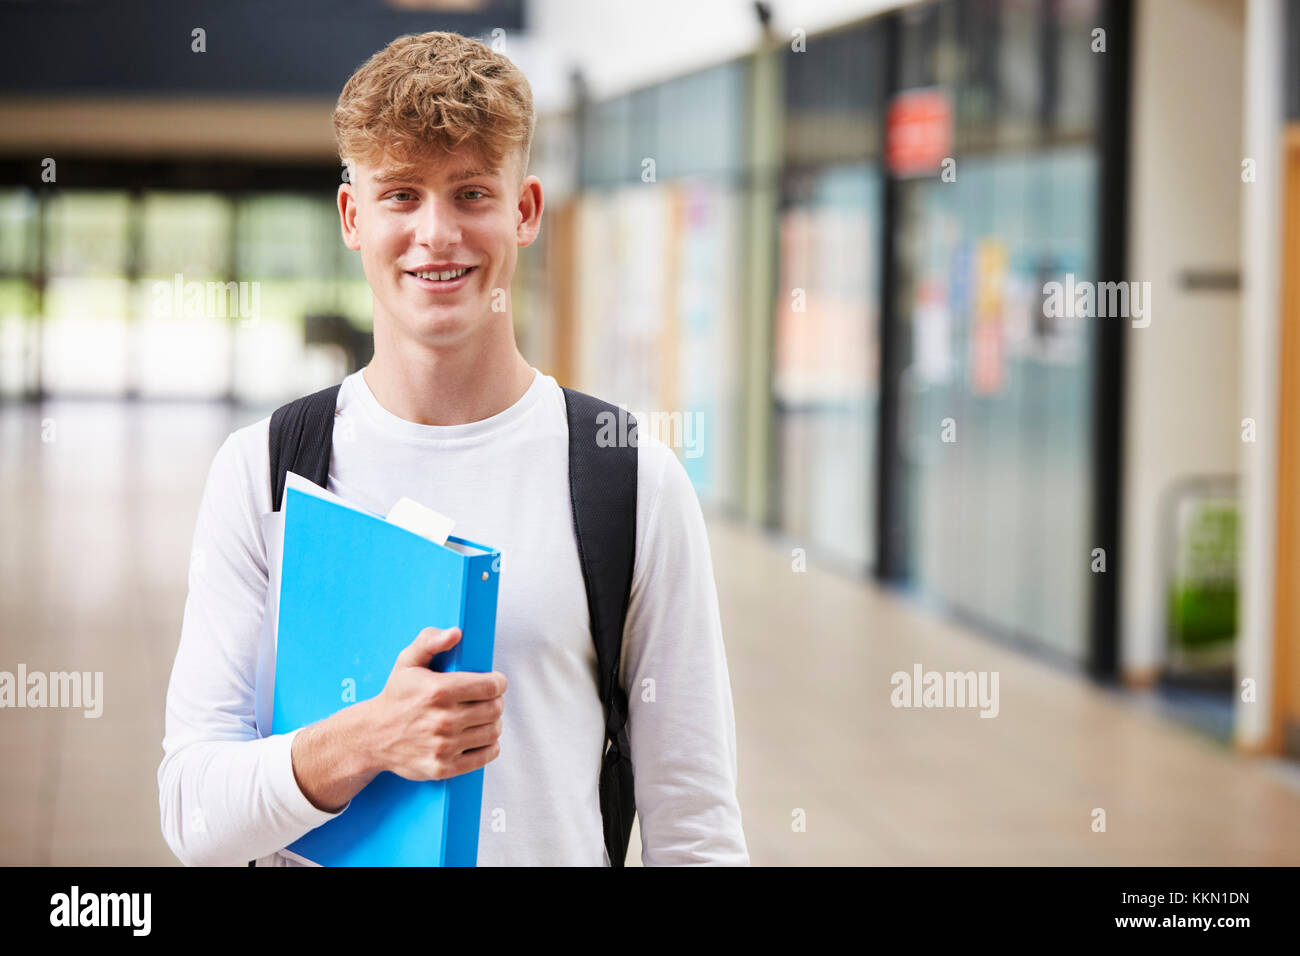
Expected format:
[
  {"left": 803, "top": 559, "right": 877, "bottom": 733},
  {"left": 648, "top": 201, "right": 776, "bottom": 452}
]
[{"left": 157, "top": 366, "right": 748, "bottom": 866}]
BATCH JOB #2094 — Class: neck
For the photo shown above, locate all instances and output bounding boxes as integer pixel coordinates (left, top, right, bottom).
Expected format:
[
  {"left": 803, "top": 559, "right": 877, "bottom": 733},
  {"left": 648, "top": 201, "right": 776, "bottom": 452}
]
[{"left": 362, "top": 319, "right": 535, "bottom": 426}]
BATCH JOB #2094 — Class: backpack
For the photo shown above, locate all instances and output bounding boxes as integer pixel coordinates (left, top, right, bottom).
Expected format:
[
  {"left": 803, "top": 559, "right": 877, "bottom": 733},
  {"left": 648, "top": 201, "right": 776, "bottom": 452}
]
[{"left": 259, "top": 380, "right": 638, "bottom": 867}]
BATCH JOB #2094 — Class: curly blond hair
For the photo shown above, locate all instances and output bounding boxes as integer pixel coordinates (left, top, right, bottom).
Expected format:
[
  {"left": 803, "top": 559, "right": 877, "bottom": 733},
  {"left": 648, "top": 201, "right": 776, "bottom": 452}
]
[{"left": 333, "top": 31, "right": 535, "bottom": 183}]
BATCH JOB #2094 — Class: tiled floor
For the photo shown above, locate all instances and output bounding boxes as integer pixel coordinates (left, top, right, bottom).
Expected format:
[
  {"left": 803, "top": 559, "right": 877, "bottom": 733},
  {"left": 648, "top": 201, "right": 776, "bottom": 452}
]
[{"left": 2, "top": 399, "right": 1299, "bottom": 866}]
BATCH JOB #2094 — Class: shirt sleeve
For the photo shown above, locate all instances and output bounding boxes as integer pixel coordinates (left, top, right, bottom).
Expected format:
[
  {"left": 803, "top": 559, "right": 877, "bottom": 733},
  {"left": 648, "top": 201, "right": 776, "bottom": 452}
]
[
  {"left": 156, "top": 428, "right": 349, "bottom": 866},
  {"left": 620, "top": 437, "right": 750, "bottom": 866}
]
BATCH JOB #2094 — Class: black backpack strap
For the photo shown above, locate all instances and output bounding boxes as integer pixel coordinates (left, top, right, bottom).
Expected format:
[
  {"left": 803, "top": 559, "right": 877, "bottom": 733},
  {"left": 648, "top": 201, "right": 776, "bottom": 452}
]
[
  {"left": 561, "top": 386, "right": 638, "bottom": 867},
  {"left": 269, "top": 384, "right": 341, "bottom": 511}
]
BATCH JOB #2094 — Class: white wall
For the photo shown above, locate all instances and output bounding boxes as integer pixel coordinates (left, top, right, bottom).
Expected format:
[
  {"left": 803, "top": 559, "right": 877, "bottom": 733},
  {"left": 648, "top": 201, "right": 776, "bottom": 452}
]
[
  {"left": 1121, "top": 0, "right": 1245, "bottom": 678},
  {"left": 1235, "top": 0, "right": 1285, "bottom": 749}
]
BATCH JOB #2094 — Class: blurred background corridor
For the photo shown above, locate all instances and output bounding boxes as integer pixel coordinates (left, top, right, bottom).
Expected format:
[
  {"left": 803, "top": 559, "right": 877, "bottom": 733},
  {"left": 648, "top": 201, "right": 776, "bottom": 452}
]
[{"left": 2, "top": 0, "right": 1300, "bottom": 865}]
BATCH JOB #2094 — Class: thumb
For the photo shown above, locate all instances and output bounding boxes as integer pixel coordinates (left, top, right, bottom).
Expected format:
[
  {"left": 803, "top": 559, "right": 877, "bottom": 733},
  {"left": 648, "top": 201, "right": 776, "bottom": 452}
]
[{"left": 395, "top": 626, "right": 461, "bottom": 669}]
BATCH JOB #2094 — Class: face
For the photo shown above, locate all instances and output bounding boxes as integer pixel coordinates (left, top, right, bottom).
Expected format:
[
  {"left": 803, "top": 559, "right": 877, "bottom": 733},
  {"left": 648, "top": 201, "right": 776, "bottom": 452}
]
[{"left": 338, "top": 146, "right": 542, "bottom": 349}]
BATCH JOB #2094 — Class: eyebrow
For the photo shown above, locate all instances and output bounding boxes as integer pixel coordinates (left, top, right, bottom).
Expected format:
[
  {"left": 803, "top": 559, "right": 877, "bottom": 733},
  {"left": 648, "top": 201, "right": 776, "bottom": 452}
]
[{"left": 371, "top": 165, "right": 501, "bottom": 186}]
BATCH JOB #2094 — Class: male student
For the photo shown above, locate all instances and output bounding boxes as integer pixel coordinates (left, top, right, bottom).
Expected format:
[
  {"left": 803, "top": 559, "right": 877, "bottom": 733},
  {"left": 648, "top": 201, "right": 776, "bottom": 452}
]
[{"left": 157, "top": 30, "right": 749, "bottom": 866}]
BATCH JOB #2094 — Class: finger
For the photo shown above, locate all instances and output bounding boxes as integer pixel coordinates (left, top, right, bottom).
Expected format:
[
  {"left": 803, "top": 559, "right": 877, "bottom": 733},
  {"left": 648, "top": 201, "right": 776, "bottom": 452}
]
[
  {"left": 455, "top": 719, "right": 502, "bottom": 753},
  {"left": 394, "top": 626, "right": 461, "bottom": 669},
  {"left": 451, "top": 697, "right": 503, "bottom": 733},
  {"left": 441, "top": 670, "right": 507, "bottom": 704},
  {"left": 447, "top": 741, "right": 501, "bottom": 776}
]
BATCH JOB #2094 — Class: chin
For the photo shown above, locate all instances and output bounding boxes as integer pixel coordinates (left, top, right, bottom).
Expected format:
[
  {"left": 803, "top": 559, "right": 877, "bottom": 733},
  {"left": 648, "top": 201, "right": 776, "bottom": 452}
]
[{"left": 410, "top": 313, "right": 477, "bottom": 347}]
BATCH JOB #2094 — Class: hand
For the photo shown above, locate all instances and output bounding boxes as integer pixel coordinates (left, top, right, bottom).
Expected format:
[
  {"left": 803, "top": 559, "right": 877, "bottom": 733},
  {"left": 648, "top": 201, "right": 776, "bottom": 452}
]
[{"left": 360, "top": 626, "right": 507, "bottom": 781}]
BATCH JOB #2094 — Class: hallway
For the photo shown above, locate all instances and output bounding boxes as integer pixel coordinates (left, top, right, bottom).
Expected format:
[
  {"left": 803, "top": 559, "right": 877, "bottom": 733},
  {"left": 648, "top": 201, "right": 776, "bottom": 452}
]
[
  {"left": 2, "top": 400, "right": 1298, "bottom": 865},
  {"left": 709, "top": 517, "right": 1300, "bottom": 865}
]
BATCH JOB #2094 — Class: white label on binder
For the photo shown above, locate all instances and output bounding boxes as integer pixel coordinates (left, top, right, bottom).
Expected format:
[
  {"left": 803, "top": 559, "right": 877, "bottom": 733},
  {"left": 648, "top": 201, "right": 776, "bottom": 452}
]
[{"left": 387, "top": 496, "right": 455, "bottom": 547}]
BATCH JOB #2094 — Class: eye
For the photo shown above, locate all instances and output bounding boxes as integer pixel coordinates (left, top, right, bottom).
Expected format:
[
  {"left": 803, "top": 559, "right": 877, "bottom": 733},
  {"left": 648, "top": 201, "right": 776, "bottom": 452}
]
[
  {"left": 386, "top": 190, "right": 416, "bottom": 202},
  {"left": 460, "top": 189, "right": 487, "bottom": 200}
]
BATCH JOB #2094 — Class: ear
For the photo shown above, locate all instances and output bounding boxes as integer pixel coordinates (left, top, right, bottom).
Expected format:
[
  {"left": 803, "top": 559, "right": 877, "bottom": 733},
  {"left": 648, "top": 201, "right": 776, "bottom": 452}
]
[
  {"left": 338, "top": 182, "right": 361, "bottom": 251},
  {"left": 515, "top": 175, "right": 543, "bottom": 247}
]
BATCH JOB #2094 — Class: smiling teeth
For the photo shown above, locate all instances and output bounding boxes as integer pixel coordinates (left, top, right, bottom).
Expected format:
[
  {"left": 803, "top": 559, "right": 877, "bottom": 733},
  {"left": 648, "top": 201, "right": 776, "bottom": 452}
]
[{"left": 415, "top": 268, "right": 469, "bottom": 281}]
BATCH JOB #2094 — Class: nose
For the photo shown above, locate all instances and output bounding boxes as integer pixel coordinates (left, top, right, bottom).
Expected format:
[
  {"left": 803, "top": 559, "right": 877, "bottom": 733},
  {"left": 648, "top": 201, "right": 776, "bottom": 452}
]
[{"left": 413, "top": 196, "right": 462, "bottom": 249}]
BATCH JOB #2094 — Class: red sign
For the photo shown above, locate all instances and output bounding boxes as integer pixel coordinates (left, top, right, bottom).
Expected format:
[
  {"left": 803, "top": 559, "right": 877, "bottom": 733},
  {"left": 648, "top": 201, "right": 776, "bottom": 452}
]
[{"left": 886, "top": 88, "right": 954, "bottom": 177}]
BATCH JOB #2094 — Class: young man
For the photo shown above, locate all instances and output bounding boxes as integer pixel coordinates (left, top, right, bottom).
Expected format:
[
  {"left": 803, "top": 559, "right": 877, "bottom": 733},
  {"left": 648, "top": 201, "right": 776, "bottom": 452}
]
[{"left": 157, "top": 31, "right": 749, "bottom": 866}]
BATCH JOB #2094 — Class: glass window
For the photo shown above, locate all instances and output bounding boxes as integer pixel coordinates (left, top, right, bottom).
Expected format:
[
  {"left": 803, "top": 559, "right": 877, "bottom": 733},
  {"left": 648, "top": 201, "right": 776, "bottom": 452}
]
[
  {"left": 236, "top": 196, "right": 335, "bottom": 281},
  {"left": 234, "top": 196, "right": 352, "bottom": 402},
  {"left": 1055, "top": 0, "right": 1101, "bottom": 136},
  {"left": 997, "top": 0, "right": 1046, "bottom": 146},
  {"left": 675, "top": 180, "right": 746, "bottom": 510},
  {"left": 0, "top": 191, "right": 37, "bottom": 396},
  {"left": 44, "top": 193, "right": 131, "bottom": 395},
  {"left": 656, "top": 61, "right": 749, "bottom": 180},
  {"left": 134, "top": 193, "right": 234, "bottom": 398},
  {"left": 891, "top": 147, "right": 1097, "bottom": 661},
  {"left": 773, "top": 164, "right": 882, "bottom": 570},
  {"left": 47, "top": 192, "right": 129, "bottom": 277},
  {"left": 0, "top": 190, "right": 36, "bottom": 276},
  {"left": 0, "top": 278, "right": 33, "bottom": 396},
  {"left": 783, "top": 21, "right": 887, "bottom": 166},
  {"left": 581, "top": 96, "right": 634, "bottom": 187},
  {"left": 139, "top": 193, "right": 231, "bottom": 280},
  {"left": 43, "top": 277, "right": 130, "bottom": 394}
]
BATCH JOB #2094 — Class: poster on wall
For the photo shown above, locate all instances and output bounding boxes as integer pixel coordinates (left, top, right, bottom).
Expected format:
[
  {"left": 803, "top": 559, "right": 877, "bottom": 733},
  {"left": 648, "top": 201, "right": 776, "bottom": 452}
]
[
  {"left": 773, "top": 173, "right": 878, "bottom": 406},
  {"left": 970, "top": 238, "right": 1007, "bottom": 396},
  {"left": 914, "top": 277, "right": 953, "bottom": 387}
]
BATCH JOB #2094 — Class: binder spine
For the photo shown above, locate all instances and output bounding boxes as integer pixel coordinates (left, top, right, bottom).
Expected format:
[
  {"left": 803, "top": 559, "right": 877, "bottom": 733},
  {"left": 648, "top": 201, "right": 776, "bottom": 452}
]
[
  {"left": 443, "top": 547, "right": 501, "bottom": 866},
  {"left": 456, "top": 550, "right": 500, "bottom": 673}
]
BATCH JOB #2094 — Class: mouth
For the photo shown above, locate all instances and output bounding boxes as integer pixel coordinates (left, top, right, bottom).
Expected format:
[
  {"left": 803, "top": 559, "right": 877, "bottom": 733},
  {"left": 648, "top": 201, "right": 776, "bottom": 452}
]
[{"left": 405, "top": 266, "right": 477, "bottom": 292}]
